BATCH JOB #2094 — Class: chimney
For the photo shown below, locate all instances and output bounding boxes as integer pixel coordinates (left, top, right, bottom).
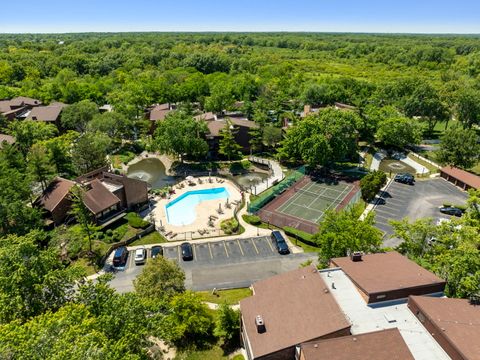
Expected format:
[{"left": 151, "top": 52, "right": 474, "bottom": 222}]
[
  {"left": 255, "top": 315, "right": 266, "bottom": 333},
  {"left": 32, "top": 116, "right": 37, "bottom": 120},
  {"left": 304, "top": 104, "right": 311, "bottom": 115},
  {"left": 351, "top": 251, "right": 362, "bottom": 262}
]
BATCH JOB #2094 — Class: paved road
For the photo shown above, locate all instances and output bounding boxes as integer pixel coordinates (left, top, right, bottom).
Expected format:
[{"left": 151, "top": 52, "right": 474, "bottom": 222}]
[
  {"left": 373, "top": 178, "right": 468, "bottom": 247},
  {"left": 108, "top": 236, "right": 317, "bottom": 293}
]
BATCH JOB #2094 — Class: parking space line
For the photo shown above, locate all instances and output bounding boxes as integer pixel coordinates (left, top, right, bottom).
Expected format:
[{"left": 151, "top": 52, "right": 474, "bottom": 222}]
[
  {"left": 223, "top": 241, "right": 229, "bottom": 258},
  {"left": 375, "top": 214, "right": 392, "bottom": 221},
  {"left": 177, "top": 246, "right": 181, "bottom": 262},
  {"left": 237, "top": 239, "right": 245, "bottom": 256},
  {"left": 208, "top": 242, "right": 213, "bottom": 259},
  {"left": 251, "top": 238, "right": 259, "bottom": 254},
  {"left": 192, "top": 244, "right": 197, "bottom": 261},
  {"left": 265, "top": 237, "right": 275, "bottom": 252}
]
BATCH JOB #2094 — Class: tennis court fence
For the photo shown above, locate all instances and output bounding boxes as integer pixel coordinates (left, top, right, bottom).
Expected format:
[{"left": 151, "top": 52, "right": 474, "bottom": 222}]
[{"left": 247, "top": 166, "right": 306, "bottom": 213}]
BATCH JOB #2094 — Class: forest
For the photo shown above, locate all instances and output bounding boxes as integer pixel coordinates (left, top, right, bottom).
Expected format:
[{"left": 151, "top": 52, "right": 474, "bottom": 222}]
[{"left": 0, "top": 32, "right": 480, "bottom": 359}]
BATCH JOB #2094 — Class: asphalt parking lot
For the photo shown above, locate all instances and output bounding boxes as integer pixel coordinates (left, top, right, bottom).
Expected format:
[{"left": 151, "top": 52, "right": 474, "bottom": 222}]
[
  {"left": 108, "top": 236, "right": 317, "bottom": 293},
  {"left": 374, "top": 178, "right": 468, "bottom": 247}
]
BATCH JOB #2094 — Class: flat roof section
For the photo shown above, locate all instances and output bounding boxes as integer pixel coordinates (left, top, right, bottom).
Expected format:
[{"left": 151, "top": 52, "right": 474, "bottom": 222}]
[
  {"left": 408, "top": 296, "right": 480, "bottom": 360},
  {"left": 319, "top": 269, "right": 451, "bottom": 360},
  {"left": 300, "top": 328, "right": 415, "bottom": 360},
  {"left": 240, "top": 265, "right": 350, "bottom": 359},
  {"left": 331, "top": 252, "right": 446, "bottom": 303}
]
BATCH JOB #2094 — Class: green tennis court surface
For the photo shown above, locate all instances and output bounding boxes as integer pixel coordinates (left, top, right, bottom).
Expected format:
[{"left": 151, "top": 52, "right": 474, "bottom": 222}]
[{"left": 276, "top": 181, "right": 353, "bottom": 223}]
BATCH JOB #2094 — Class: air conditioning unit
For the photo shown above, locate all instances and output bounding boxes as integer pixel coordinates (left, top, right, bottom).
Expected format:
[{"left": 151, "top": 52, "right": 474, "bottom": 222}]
[
  {"left": 255, "top": 315, "right": 266, "bottom": 333},
  {"left": 351, "top": 251, "right": 363, "bottom": 262}
]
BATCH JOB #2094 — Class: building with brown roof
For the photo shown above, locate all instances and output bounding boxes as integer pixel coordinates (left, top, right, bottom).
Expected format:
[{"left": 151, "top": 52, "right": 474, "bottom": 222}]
[
  {"left": 148, "top": 103, "right": 173, "bottom": 122},
  {"left": 0, "top": 96, "right": 42, "bottom": 120},
  {"left": 408, "top": 296, "right": 480, "bottom": 360},
  {"left": 330, "top": 252, "right": 446, "bottom": 304},
  {"left": 0, "top": 134, "right": 15, "bottom": 148},
  {"left": 298, "top": 328, "right": 414, "bottom": 360},
  {"left": 36, "top": 169, "right": 148, "bottom": 226},
  {"left": 240, "top": 265, "right": 351, "bottom": 360},
  {"left": 25, "top": 103, "right": 68, "bottom": 127},
  {"left": 440, "top": 166, "right": 480, "bottom": 190}
]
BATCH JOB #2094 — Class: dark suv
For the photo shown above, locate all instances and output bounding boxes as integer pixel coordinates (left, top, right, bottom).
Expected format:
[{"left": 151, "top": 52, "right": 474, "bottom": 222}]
[
  {"left": 181, "top": 242, "right": 193, "bottom": 261},
  {"left": 394, "top": 173, "right": 415, "bottom": 185},
  {"left": 439, "top": 207, "right": 463, "bottom": 217},
  {"left": 271, "top": 231, "right": 290, "bottom": 255},
  {"left": 112, "top": 246, "right": 129, "bottom": 268}
]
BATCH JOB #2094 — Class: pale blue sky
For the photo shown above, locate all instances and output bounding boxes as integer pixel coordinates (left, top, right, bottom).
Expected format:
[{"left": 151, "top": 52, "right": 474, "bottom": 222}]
[{"left": 1, "top": 0, "right": 479, "bottom": 34}]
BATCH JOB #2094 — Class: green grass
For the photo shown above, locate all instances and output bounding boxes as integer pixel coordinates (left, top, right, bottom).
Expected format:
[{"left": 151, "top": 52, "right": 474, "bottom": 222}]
[
  {"left": 130, "top": 231, "right": 167, "bottom": 246},
  {"left": 178, "top": 344, "right": 231, "bottom": 360},
  {"left": 71, "top": 257, "right": 97, "bottom": 276},
  {"left": 197, "top": 288, "right": 252, "bottom": 305},
  {"left": 286, "top": 236, "right": 319, "bottom": 253},
  {"left": 407, "top": 153, "right": 439, "bottom": 173},
  {"left": 469, "top": 162, "right": 480, "bottom": 176}
]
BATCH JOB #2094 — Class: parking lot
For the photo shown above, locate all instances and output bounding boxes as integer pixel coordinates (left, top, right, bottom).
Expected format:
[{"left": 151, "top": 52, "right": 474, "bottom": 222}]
[
  {"left": 108, "top": 236, "right": 317, "bottom": 292},
  {"left": 374, "top": 178, "right": 468, "bottom": 247}
]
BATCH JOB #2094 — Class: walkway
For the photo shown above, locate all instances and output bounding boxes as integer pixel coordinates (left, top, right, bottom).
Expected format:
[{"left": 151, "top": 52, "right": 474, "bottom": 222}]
[{"left": 248, "top": 156, "right": 284, "bottom": 195}]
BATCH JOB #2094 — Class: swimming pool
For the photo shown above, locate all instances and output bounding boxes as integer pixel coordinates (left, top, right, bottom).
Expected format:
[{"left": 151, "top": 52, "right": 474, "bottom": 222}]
[{"left": 165, "top": 187, "right": 230, "bottom": 226}]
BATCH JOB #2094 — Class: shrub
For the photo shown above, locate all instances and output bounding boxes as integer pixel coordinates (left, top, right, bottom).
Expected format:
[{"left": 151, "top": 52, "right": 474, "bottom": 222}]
[
  {"left": 221, "top": 218, "right": 239, "bottom": 235},
  {"left": 283, "top": 226, "right": 315, "bottom": 244},
  {"left": 242, "top": 214, "right": 261, "bottom": 225},
  {"left": 126, "top": 212, "right": 149, "bottom": 229},
  {"left": 360, "top": 170, "right": 387, "bottom": 202}
]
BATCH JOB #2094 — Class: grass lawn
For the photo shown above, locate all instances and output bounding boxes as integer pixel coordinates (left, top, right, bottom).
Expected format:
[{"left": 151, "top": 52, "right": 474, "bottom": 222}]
[
  {"left": 71, "top": 257, "right": 98, "bottom": 276},
  {"left": 197, "top": 288, "right": 252, "bottom": 305},
  {"left": 470, "top": 163, "right": 480, "bottom": 176},
  {"left": 130, "top": 231, "right": 167, "bottom": 246},
  {"left": 407, "top": 153, "right": 439, "bottom": 173},
  {"left": 287, "top": 236, "right": 319, "bottom": 253}
]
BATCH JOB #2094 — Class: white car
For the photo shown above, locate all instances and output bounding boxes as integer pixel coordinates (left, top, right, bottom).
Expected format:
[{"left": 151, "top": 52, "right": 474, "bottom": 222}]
[{"left": 134, "top": 248, "right": 147, "bottom": 265}]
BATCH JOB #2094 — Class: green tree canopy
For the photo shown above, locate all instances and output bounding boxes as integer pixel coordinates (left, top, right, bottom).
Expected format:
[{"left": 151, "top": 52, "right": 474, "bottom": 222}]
[
  {"left": 87, "top": 112, "right": 133, "bottom": 140},
  {"left": 219, "top": 122, "right": 242, "bottom": 161},
  {"left": 438, "top": 124, "right": 480, "bottom": 169},
  {"left": 8, "top": 120, "right": 58, "bottom": 154},
  {"left": 360, "top": 170, "right": 387, "bottom": 203},
  {"left": 376, "top": 116, "right": 423, "bottom": 148},
  {"left": 455, "top": 86, "right": 480, "bottom": 129},
  {"left": 72, "top": 131, "right": 111, "bottom": 174},
  {"left": 61, "top": 100, "right": 98, "bottom": 133}
]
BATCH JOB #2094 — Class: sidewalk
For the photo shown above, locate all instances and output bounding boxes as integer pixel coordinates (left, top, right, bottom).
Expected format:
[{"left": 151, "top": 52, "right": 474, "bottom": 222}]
[{"left": 248, "top": 156, "right": 284, "bottom": 195}]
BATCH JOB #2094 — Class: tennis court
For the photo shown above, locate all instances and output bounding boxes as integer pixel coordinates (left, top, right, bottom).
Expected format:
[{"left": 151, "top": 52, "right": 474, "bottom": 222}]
[{"left": 276, "top": 180, "right": 354, "bottom": 223}]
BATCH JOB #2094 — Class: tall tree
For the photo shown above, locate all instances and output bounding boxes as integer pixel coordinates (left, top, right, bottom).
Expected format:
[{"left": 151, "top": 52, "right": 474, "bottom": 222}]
[
  {"left": 8, "top": 120, "right": 58, "bottom": 154},
  {"left": 455, "top": 87, "right": 480, "bottom": 129},
  {"left": 438, "top": 124, "right": 480, "bottom": 169},
  {"left": 219, "top": 122, "right": 242, "bottom": 161},
  {"left": 134, "top": 256, "right": 186, "bottom": 301},
  {"left": 313, "top": 204, "right": 383, "bottom": 266},
  {"left": 215, "top": 303, "right": 240, "bottom": 348},
  {"left": 262, "top": 125, "right": 283, "bottom": 148},
  {"left": 27, "top": 143, "right": 56, "bottom": 191},
  {"left": 72, "top": 132, "right": 111, "bottom": 174},
  {"left": 61, "top": 100, "right": 98, "bottom": 133},
  {"left": 69, "top": 185, "right": 95, "bottom": 254},
  {"left": 376, "top": 116, "right": 423, "bottom": 148},
  {"left": 87, "top": 112, "right": 133, "bottom": 140},
  {"left": 153, "top": 112, "right": 208, "bottom": 162}
]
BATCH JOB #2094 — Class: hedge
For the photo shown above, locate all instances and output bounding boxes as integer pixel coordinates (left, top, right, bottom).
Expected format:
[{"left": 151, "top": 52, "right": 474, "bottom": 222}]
[
  {"left": 125, "top": 212, "right": 150, "bottom": 229},
  {"left": 283, "top": 226, "right": 318, "bottom": 247}
]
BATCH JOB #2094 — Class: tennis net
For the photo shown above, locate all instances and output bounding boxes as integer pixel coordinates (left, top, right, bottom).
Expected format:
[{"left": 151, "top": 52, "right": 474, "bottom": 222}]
[{"left": 294, "top": 187, "right": 345, "bottom": 203}]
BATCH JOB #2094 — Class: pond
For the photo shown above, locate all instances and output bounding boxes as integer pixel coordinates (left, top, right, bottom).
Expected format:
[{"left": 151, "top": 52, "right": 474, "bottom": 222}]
[
  {"left": 378, "top": 159, "right": 416, "bottom": 175},
  {"left": 232, "top": 171, "right": 269, "bottom": 189},
  {"left": 127, "top": 158, "right": 176, "bottom": 189}
]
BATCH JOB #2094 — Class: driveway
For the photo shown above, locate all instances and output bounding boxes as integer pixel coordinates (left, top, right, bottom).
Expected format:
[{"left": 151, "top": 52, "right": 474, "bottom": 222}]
[
  {"left": 373, "top": 178, "right": 468, "bottom": 247},
  {"left": 108, "top": 236, "right": 317, "bottom": 293}
]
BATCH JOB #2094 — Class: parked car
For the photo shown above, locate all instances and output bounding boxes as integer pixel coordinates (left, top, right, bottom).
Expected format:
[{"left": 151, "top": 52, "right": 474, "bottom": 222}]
[
  {"left": 134, "top": 247, "right": 147, "bottom": 265},
  {"left": 271, "top": 231, "right": 290, "bottom": 255},
  {"left": 439, "top": 207, "right": 463, "bottom": 217},
  {"left": 181, "top": 242, "right": 193, "bottom": 261},
  {"left": 112, "top": 246, "right": 129, "bottom": 268},
  {"left": 394, "top": 173, "right": 415, "bottom": 185},
  {"left": 151, "top": 245, "right": 163, "bottom": 259}
]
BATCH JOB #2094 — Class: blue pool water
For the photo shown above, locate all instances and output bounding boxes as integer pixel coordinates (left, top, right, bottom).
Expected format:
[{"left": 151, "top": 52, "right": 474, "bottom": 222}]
[{"left": 166, "top": 187, "right": 230, "bottom": 226}]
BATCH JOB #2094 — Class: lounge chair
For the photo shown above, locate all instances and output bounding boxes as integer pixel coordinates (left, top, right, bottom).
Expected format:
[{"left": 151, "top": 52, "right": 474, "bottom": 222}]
[
  {"left": 198, "top": 178, "right": 203, "bottom": 184},
  {"left": 165, "top": 231, "right": 172, "bottom": 237},
  {"left": 170, "top": 233, "right": 177, "bottom": 239}
]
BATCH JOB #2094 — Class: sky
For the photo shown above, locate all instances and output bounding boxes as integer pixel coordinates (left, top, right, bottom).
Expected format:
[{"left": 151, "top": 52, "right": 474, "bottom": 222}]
[{"left": 1, "top": 0, "right": 480, "bottom": 34}]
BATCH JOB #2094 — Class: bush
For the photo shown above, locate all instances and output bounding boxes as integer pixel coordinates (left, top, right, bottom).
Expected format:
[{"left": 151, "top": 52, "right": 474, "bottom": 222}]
[
  {"left": 360, "top": 170, "right": 387, "bottom": 202},
  {"left": 126, "top": 212, "right": 149, "bottom": 229},
  {"left": 221, "top": 218, "right": 239, "bottom": 235},
  {"left": 242, "top": 214, "right": 261, "bottom": 225},
  {"left": 283, "top": 226, "right": 315, "bottom": 244}
]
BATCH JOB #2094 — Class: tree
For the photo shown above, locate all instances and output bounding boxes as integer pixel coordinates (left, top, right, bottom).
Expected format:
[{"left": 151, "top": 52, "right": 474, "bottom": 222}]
[
  {"left": 248, "top": 126, "right": 263, "bottom": 154},
  {"left": 61, "top": 100, "right": 98, "bottom": 133},
  {"left": 41, "top": 131, "right": 79, "bottom": 177},
  {"left": 302, "top": 83, "right": 336, "bottom": 106},
  {"left": 402, "top": 83, "right": 449, "bottom": 134},
  {"left": 87, "top": 112, "right": 133, "bottom": 140},
  {"left": 163, "top": 291, "right": 215, "bottom": 348},
  {"left": 8, "top": 120, "right": 58, "bottom": 154},
  {"left": 134, "top": 256, "right": 186, "bottom": 301},
  {"left": 0, "top": 231, "right": 82, "bottom": 324},
  {"left": 215, "top": 303, "right": 240, "bottom": 348},
  {"left": 437, "top": 124, "right": 480, "bottom": 169},
  {"left": 360, "top": 170, "right": 387, "bottom": 202},
  {"left": 153, "top": 112, "right": 208, "bottom": 162},
  {"left": 72, "top": 132, "right": 111, "bottom": 174},
  {"left": 219, "top": 122, "right": 242, "bottom": 161},
  {"left": 455, "top": 87, "right": 480, "bottom": 129},
  {"left": 27, "top": 143, "right": 56, "bottom": 191},
  {"left": 376, "top": 116, "right": 423, "bottom": 148},
  {"left": 262, "top": 125, "right": 283, "bottom": 148},
  {"left": 279, "top": 108, "right": 360, "bottom": 167},
  {"left": 313, "top": 204, "right": 383, "bottom": 266},
  {"left": 69, "top": 185, "right": 95, "bottom": 254},
  {"left": 204, "top": 83, "right": 235, "bottom": 114}
]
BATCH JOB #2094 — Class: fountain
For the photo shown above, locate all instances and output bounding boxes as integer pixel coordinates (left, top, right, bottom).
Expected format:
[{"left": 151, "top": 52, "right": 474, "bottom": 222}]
[
  {"left": 233, "top": 172, "right": 269, "bottom": 188},
  {"left": 127, "top": 158, "right": 175, "bottom": 189}
]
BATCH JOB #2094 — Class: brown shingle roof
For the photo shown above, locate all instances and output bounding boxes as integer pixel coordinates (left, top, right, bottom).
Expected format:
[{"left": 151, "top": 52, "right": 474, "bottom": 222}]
[
  {"left": 229, "top": 117, "right": 258, "bottom": 129},
  {"left": 331, "top": 252, "right": 446, "bottom": 302},
  {"left": 149, "top": 103, "right": 172, "bottom": 121},
  {"left": 193, "top": 112, "right": 216, "bottom": 121},
  {"left": 9, "top": 96, "right": 42, "bottom": 107},
  {"left": 0, "top": 100, "right": 12, "bottom": 113},
  {"left": 36, "top": 177, "right": 75, "bottom": 212},
  {"left": 82, "top": 179, "right": 120, "bottom": 215},
  {"left": 408, "top": 296, "right": 480, "bottom": 360},
  {"left": 205, "top": 120, "right": 226, "bottom": 137},
  {"left": 301, "top": 328, "right": 414, "bottom": 360},
  {"left": 0, "top": 134, "right": 15, "bottom": 147},
  {"left": 26, "top": 104, "right": 67, "bottom": 122},
  {"left": 240, "top": 266, "right": 350, "bottom": 359},
  {"left": 441, "top": 166, "right": 480, "bottom": 190}
]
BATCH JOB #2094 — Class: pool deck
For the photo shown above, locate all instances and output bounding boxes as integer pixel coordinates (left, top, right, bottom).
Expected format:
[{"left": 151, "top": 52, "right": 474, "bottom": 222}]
[{"left": 147, "top": 177, "right": 243, "bottom": 237}]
